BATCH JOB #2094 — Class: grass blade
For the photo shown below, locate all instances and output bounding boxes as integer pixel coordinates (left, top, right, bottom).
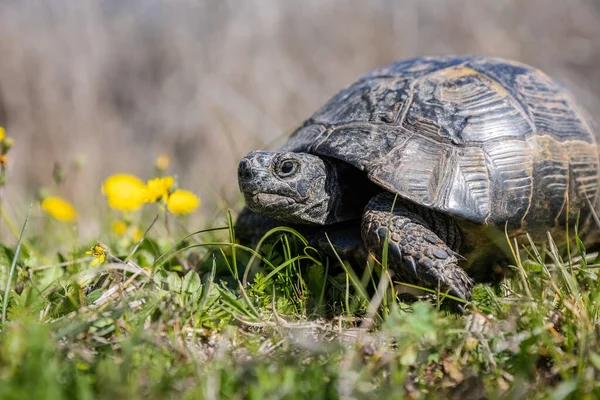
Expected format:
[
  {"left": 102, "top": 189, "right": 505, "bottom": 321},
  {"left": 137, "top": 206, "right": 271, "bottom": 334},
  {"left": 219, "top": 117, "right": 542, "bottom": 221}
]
[{"left": 2, "top": 204, "right": 32, "bottom": 327}]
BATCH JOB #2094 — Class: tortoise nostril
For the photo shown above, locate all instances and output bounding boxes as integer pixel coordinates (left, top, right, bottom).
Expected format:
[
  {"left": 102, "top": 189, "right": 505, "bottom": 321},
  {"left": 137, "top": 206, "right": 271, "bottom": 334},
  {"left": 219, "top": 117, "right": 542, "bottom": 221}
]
[{"left": 238, "top": 160, "right": 253, "bottom": 180}]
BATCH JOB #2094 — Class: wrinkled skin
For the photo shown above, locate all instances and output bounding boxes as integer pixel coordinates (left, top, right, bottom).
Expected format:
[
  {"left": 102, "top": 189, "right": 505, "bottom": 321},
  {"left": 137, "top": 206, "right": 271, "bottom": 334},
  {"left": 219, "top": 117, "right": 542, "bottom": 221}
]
[
  {"left": 237, "top": 151, "right": 475, "bottom": 301},
  {"left": 238, "top": 150, "right": 373, "bottom": 225},
  {"left": 238, "top": 151, "right": 332, "bottom": 224}
]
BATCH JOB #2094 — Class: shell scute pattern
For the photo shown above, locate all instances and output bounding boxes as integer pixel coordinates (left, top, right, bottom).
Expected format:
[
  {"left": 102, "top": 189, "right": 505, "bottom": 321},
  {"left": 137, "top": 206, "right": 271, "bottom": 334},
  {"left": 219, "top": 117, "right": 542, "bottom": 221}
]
[
  {"left": 280, "top": 123, "right": 326, "bottom": 153},
  {"left": 401, "top": 65, "right": 534, "bottom": 145},
  {"left": 365, "top": 56, "right": 465, "bottom": 80},
  {"left": 359, "top": 77, "right": 410, "bottom": 124},
  {"left": 524, "top": 135, "right": 570, "bottom": 228},
  {"left": 564, "top": 141, "right": 599, "bottom": 199},
  {"left": 308, "top": 79, "right": 380, "bottom": 126},
  {"left": 515, "top": 72, "right": 595, "bottom": 143},
  {"left": 368, "top": 135, "right": 451, "bottom": 206},
  {"left": 283, "top": 56, "right": 598, "bottom": 231},
  {"left": 311, "top": 124, "right": 412, "bottom": 172},
  {"left": 482, "top": 139, "right": 533, "bottom": 226},
  {"left": 402, "top": 75, "right": 470, "bottom": 144},
  {"left": 444, "top": 146, "right": 490, "bottom": 222}
]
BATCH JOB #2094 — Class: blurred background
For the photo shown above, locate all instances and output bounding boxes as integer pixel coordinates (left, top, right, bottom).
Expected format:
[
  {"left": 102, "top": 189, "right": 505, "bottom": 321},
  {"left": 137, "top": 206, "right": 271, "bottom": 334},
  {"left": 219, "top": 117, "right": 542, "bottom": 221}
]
[{"left": 1, "top": 0, "right": 600, "bottom": 236}]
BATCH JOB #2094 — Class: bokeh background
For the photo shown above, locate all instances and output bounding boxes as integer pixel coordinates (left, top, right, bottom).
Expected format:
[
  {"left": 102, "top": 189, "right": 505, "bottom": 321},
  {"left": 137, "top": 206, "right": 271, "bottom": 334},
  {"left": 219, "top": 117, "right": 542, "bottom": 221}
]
[{"left": 2, "top": 0, "right": 600, "bottom": 236}]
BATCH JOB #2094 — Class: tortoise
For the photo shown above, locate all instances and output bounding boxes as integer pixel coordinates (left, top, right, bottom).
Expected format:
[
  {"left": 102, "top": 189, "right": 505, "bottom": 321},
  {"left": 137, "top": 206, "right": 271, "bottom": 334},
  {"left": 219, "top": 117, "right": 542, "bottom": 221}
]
[{"left": 236, "top": 55, "right": 599, "bottom": 301}]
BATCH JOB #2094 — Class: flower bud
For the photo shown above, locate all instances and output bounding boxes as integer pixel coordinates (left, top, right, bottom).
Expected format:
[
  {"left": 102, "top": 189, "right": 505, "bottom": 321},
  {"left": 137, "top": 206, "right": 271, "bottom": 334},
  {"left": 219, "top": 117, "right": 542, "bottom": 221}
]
[{"left": 2, "top": 137, "right": 14, "bottom": 153}]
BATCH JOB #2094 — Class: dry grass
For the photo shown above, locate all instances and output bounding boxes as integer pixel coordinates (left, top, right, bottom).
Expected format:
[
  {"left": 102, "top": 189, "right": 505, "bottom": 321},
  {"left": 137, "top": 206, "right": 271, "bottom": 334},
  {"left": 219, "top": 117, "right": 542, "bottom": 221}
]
[{"left": 1, "top": 0, "right": 600, "bottom": 236}]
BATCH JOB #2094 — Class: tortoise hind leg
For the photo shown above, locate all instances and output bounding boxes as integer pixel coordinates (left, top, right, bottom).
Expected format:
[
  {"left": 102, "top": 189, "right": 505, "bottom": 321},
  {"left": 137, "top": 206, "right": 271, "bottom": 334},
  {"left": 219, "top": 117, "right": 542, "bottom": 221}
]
[{"left": 361, "top": 193, "right": 474, "bottom": 301}]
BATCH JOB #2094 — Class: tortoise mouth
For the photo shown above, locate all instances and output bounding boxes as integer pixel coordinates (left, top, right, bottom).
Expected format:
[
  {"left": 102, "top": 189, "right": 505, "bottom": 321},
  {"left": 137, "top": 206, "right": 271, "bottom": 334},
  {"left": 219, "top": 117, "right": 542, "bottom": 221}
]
[
  {"left": 246, "top": 192, "right": 297, "bottom": 213},
  {"left": 257, "top": 193, "right": 295, "bottom": 208}
]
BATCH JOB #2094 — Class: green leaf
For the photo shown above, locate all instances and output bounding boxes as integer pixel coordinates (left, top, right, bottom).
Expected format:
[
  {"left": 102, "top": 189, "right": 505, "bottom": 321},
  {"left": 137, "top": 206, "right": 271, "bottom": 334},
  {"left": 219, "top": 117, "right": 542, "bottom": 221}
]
[
  {"left": 85, "top": 289, "right": 103, "bottom": 303},
  {"left": 548, "top": 380, "right": 577, "bottom": 400},
  {"left": 182, "top": 270, "right": 201, "bottom": 293},
  {"left": 580, "top": 270, "right": 598, "bottom": 281},
  {"left": 166, "top": 271, "right": 182, "bottom": 293},
  {"left": 590, "top": 352, "right": 600, "bottom": 371},
  {"left": 575, "top": 236, "right": 587, "bottom": 270},
  {"left": 0, "top": 244, "right": 15, "bottom": 288},
  {"left": 575, "top": 236, "right": 586, "bottom": 256}
]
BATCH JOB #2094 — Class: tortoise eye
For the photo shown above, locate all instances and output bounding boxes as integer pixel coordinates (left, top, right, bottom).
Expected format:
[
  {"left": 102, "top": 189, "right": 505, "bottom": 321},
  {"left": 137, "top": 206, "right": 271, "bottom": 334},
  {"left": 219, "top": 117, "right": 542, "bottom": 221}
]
[{"left": 277, "top": 160, "right": 298, "bottom": 177}]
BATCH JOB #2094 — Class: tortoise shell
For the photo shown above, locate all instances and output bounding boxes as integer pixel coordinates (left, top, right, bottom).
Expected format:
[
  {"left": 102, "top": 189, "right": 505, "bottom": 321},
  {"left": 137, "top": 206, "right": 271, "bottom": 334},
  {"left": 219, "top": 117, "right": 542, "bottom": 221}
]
[{"left": 281, "top": 56, "right": 599, "bottom": 231}]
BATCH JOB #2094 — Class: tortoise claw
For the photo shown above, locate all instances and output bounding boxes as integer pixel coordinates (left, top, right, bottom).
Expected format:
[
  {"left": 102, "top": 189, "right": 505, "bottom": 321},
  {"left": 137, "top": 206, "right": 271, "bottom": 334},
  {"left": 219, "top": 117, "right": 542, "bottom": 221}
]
[
  {"left": 403, "top": 254, "right": 474, "bottom": 302},
  {"left": 402, "top": 255, "right": 418, "bottom": 277},
  {"left": 363, "top": 193, "right": 475, "bottom": 304}
]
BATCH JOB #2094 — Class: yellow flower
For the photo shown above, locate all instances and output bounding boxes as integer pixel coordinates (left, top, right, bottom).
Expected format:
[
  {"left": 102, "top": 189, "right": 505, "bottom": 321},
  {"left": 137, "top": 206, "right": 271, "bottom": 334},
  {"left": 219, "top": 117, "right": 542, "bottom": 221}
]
[
  {"left": 41, "top": 196, "right": 77, "bottom": 222},
  {"left": 156, "top": 154, "right": 170, "bottom": 171},
  {"left": 145, "top": 176, "right": 174, "bottom": 203},
  {"left": 0, "top": 127, "right": 5, "bottom": 141},
  {"left": 167, "top": 189, "right": 200, "bottom": 215},
  {"left": 102, "top": 174, "right": 148, "bottom": 211},
  {"left": 111, "top": 219, "right": 128, "bottom": 236},
  {"left": 131, "top": 227, "right": 144, "bottom": 242},
  {"left": 86, "top": 243, "right": 108, "bottom": 266}
]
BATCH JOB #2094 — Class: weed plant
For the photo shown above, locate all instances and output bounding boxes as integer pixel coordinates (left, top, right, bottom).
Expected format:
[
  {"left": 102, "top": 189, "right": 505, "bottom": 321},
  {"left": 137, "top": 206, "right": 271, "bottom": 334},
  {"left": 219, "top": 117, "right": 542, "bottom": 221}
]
[{"left": 0, "top": 134, "right": 600, "bottom": 399}]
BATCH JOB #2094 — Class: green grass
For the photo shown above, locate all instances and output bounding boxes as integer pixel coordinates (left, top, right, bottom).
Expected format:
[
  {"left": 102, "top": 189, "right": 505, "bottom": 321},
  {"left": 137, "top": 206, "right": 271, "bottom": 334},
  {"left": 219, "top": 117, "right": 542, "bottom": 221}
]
[{"left": 1, "top": 208, "right": 600, "bottom": 400}]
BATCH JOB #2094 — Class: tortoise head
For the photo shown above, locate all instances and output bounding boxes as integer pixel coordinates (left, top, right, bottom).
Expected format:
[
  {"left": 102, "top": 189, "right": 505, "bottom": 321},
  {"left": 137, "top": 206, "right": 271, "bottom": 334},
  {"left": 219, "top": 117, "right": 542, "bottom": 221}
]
[{"left": 238, "top": 151, "right": 335, "bottom": 225}]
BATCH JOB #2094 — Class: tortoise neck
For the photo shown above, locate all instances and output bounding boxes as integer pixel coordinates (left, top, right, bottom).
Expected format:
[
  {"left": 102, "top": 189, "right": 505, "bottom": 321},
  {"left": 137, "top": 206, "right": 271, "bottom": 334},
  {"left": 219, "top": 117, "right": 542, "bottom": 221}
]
[{"left": 323, "top": 157, "right": 380, "bottom": 224}]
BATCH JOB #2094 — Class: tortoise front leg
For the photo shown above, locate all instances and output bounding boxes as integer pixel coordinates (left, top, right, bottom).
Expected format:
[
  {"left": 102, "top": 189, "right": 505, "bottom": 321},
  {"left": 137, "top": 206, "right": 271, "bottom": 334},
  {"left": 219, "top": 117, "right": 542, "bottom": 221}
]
[
  {"left": 361, "top": 193, "right": 474, "bottom": 301},
  {"left": 236, "top": 207, "right": 368, "bottom": 265}
]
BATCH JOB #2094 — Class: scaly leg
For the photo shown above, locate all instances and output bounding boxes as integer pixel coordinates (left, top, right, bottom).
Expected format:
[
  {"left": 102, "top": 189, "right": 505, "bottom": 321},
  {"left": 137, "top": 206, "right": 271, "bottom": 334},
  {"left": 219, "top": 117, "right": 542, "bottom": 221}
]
[{"left": 361, "top": 193, "right": 474, "bottom": 301}]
